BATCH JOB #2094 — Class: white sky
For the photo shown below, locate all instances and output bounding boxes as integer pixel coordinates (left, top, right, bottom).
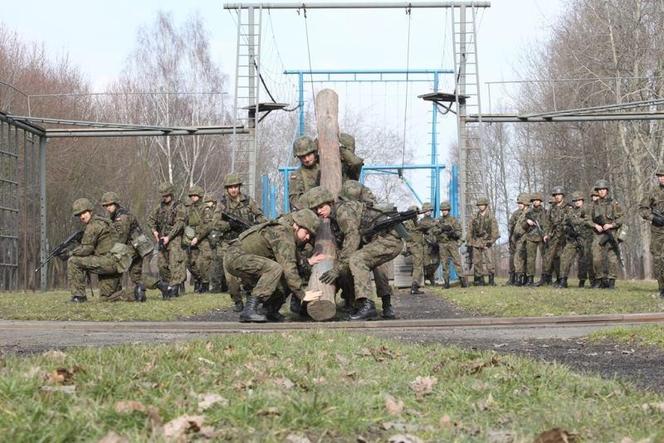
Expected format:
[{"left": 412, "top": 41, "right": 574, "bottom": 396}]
[{"left": 2, "top": 0, "right": 566, "bottom": 204}]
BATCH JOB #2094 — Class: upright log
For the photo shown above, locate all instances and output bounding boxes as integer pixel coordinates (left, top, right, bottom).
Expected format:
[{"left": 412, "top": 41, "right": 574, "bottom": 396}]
[{"left": 305, "top": 89, "right": 341, "bottom": 321}]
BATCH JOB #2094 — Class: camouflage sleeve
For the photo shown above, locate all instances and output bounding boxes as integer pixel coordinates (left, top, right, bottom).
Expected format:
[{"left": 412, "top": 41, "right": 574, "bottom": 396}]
[
  {"left": 452, "top": 217, "right": 463, "bottom": 239},
  {"left": 71, "top": 221, "right": 99, "bottom": 257},
  {"left": 147, "top": 206, "right": 159, "bottom": 234},
  {"left": 166, "top": 203, "right": 186, "bottom": 239},
  {"left": 586, "top": 203, "right": 598, "bottom": 228},
  {"left": 491, "top": 215, "right": 500, "bottom": 242},
  {"left": 639, "top": 193, "right": 654, "bottom": 221},
  {"left": 114, "top": 213, "right": 133, "bottom": 244},
  {"left": 611, "top": 200, "right": 624, "bottom": 228},
  {"left": 265, "top": 226, "right": 304, "bottom": 296},
  {"left": 250, "top": 200, "right": 268, "bottom": 223},
  {"left": 288, "top": 171, "right": 304, "bottom": 211},
  {"left": 336, "top": 203, "right": 363, "bottom": 271},
  {"left": 195, "top": 208, "right": 214, "bottom": 240},
  {"left": 340, "top": 147, "right": 364, "bottom": 180},
  {"left": 212, "top": 206, "right": 231, "bottom": 233}
]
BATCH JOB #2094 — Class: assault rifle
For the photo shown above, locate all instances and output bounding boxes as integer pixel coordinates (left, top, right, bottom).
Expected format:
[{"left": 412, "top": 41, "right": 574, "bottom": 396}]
[
  {"left": 652, "top": 208, "right": 664, "bottom": 227},
  {"left": 438, "top": 223, "right": 459, "bottom": 240},
  {"left": 221, "top": 211, "right": 252, "bottom": 232},
  {"left": 360, "top": 208, "right": 419, "bottom": 239},
  {"left": 34, "top": 230, "right": 83, "bottom": 272},
  {"left": 593, "top": 214, "right": 624, "bottom": 268},
  {"left": 525, "top": 210, "right": 547, "bottom": 244}
]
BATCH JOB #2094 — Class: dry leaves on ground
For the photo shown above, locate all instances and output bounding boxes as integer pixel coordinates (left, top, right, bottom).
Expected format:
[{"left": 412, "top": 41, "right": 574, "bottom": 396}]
[
  {"left": 388, "top": 434, "right": 423, "bottom": 443},
  {"left": 533, "top": 428, "right": 577, "bottom": 443},
  {"left": 257, "top": 407, "right": 281, "bottom": 417},
  {"left": 162, "top": 415, "right": 205, "bottom": 441},
  {"left": 273, "top": 377, "right": 295, "bottom": 390},
  {"left": 462, "top": 354, "right": 502, "bottom": 375},
  {"left": 44, "top": 366, "right": 83, "bottom": 384},
  {"left": 286, "top": 434, "right": 312, "bottom": 443},
  {"left": 197, "top": 393, "right": 228, "bottom": 411},
  {"left": 114, "top": 400, "right": 146, "bottom": 414},
  {"left": 40, "top": 385, "right": 76, "bottom": 394},
  {"left": 385, "top": 394, "right": 404, "bottom": 416},
  {"left": 97, "top": 431, "right": 129, "bottom": 443},
  {"left": 409, "top": 376, "right": 438, "bottom": 400},
  {"left": 641, "top": 402, "right": 664, "bottom": 414}
]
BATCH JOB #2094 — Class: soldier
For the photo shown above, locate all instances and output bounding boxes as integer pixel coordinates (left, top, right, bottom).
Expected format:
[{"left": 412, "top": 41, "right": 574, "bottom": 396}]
[
  {"left": 419, "top": 202, "right": 440, "bottom": 285},
  {"left": 588, "top": 179, "right": 624, "bottom": 289},
  {"left": 183, "top": 185, "right": 214, "bottom": 293},
  {"left": 507, "top": 193, "right": 528, "bottom": 285},
  {"left": 147, "top": 182, "right": 187, "bottom": 298},
  {"left": 466, "top": 197, "right": 500, "bottom": 286},
  {"left": 67, "top": 198, "right": 129, "bottom": 303},
  {"left": 205, "top": 194, "right": 226, "bottom": 293},
  {"left": 338, "top": 132, "right": 365, "bottom": 181},
  {"left": 218, "top": 173, "right": 267, "bottom": 311},
  {"left": 522, "top": 193, "right": 548, "bottom": 286},
  {"left": 101, "top": 192, "right": 167, "bottom": 301},
  {"left": 225, "top": 209, "right": 322, "bottom": 322},
  {"left": 540, "top": 187, "right": 572, "bottom": 286},
  {"left": 640, "top": 168, "right": 664, "bottom": 297},
  {"left": 403, "top": 205, "right": 426, "bottom": 294},
  {"left": 558, "top": 191, "right": 592, "bottom": 288},
  {"left": 512, "top": 193, "right": 531, "bottom": 286},
  {"left": 434, "top": 201, "right": 467, "bottom": 288}
]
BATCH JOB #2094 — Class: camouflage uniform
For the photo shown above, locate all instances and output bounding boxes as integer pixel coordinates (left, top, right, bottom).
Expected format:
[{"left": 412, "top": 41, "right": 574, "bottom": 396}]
[
  {"left": 418, "top": 208, "right": 439, "bottom": 284},
  {"left": 204, "top": 195, "right": 226, "bottom": 293},
  {"left": 184, "top": 186, "right": 214, "bottom": 292},
  {"left": 434, "top": 201, "right": 466, "bottom": 288},
  {"left": 403, "top": 209, "right": 425, "bottom": 293},
  {"left": 522, "top": 193, "right": 548, "bottom": 285},
  {"left": 507, "top": 193, "right": 529, "bottom": 285},
  {"left": 639, "top": 169, "right": 664, "bottom": 297},
  {"left": 147, "top": 183, "right": 187, "bottom": 291},
  {"left": 559, "top": 192, "right": 592, "bottom": 288},
  {"left": 541, "top": 187, "right": 572, "bottom": 285},
  {"left": 466, "top": 198, "right": 500, "bottom": 285},
  {"left": 512, "top": 194, "right": 530, "bottom": 286},
  {"left": 67, "top": 199, "right": 123, "bottom": 302},
  {"left": 587, "top": 180, "right": 624, "bottom": 288}
]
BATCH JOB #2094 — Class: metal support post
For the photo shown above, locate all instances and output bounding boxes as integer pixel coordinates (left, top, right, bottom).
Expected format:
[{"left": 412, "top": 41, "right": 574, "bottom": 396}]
[
  {"left": 39, "top": 136, "right": 47, "bottom": 291},
  {"left": 430, "top": 72, "right": 439, "bottom": 215},
  {"left": 298, "top": 72, "right": 305, "bottom": 136}
]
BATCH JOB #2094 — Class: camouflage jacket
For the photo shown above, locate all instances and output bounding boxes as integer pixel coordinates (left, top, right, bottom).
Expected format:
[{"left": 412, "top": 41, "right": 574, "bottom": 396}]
[
  {"left": 508, "top": 208, "right": 522, "bottom": 244},
  {"left": 219, "top": 193, "right": 267, "bottom": 240},
  {"left": 403, "top": 219, "right": 424, "bottom": 246},
  {"left": 512, "top": 208, "right": 530, "bottom": 240},
  {"left": 185, "top": 199, "right": 213, "bottom": 240},
  {"left": 467, "top": 209, "right": 500, "bottom": 247},
  {"left": 340, "top": 146, "right": 364, "bottom": 181},
  {"left": 521, "top": 205, "right": 549, "bottom": 243},
  {"left": 546, "top": 201, "right": 573, "bottom": 238},
  {"left": 564, "top": 205, "right": 592, "bottom": 242},
  {"left": 110, "top": 206, "right": 140, "bottom": 245},
  {"left": 330, "top": 200, "right": 364, "bottom": 271},
  {"left": 588, "top": 196, "right": 624, "bottom": 234},
  {"left": 71, "top": 215, "right": 117, "bottom": 257},
  {"left": 288, "top": 164, "right": 320, "bottom": 210},
  {"left": 418, "top": 215, "right": 437, "bottom": 245},
  {"left": 238, "top": 221, "right": 305, "bottom": 298},
  {"left": 147, "top": 200, "right": 186, "bottom": 239},
  {"left": 434, "top": 214, "right": 462, "bottom": 243},
  {"left": 639, "top": 184, "right": 664, "bottom": 233}
]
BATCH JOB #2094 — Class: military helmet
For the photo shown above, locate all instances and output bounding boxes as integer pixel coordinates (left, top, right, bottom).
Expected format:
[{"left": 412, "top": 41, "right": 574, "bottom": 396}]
[
  {"left": 341, "top": 180, "right": 364, "bottom": 201},
  {"left": 72, "top": 198, "right": 94, "bottom": 216},
  {"left": 292, "top": 136, "right": 317, "bottom": 157},
  {"left": 101, "top": 191, "right": 120, "bottom": 206},
  {"left": 292, "top": 208, "right": 321, "bottom": 234},
  {"left": 571, "top": 191, "right": 584, "bottom": 201},
  {"left": 188, "top": 185, "right": 204, "bottom": 197},
  {"left": 440, "top": 201, "right": 451, "bottom": 211},
  {"left": 590, "top": 188, "right": 599, "bottom": 197},
  {"left": 655, "top": 167, "right": 664, "bottom": 176},
  {"left": 408, "top": 205, "right": 418, "bottom": 212},
  {"left": 422, "top": 202, "right": 433, "bottom": 212},
  {"left": 548, "top": 196, "right": 556, "bottom": 204},
  {"left": 204, "top": 194, "right": 217, "bottom": 204},
  {"left": 530, "top": 192, "right": 544, "bottom": 202},
  {"left": 476, "top": 197, "right": 489, "bottom": 206},
  {"left": 224, "top": 173, "right": 242, "bottom": 187},
  {"left": 594, "top": 179, "right": 609, "bottom": 190},
  {"left": 306, "top": 186, "right": 335, "bottom": 209},
  {"left": 159, "top": 182, "right": 174, "bottom": 196},
  {"left": 517, "top": 193, "right": 530, "bottom": 205},
  {"left": 551, "top": 186, "right": 565, "bottom": 196},
  {"left": 339, "top": 133, "right": 356, "bottom": 153}
]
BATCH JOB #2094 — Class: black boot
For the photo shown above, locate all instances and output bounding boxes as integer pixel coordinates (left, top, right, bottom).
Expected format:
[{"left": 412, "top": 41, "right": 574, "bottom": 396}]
[
  {"left": 536, "top": 274, "right": 550, "bottom": 287},
  {"left": 488, "top": 274, "right": 496, "bottom": 286},
  {"left": 526, "top": 276, "right": 535, "bottom": 286},
  {"left": 156, "top": 281, "right": 171, "bottom": 299},
  {"left": 134, "top": 284, "right": 147, "bottom": 302},
  {"left": 607, "top": 279, "right": 616, "bottom": 290},
  {"left": 168, "top": 285, "right": 179, "bottom": 299},
  {"left": 381, "top": 295, "right": 395, "bottom": 320},
  {"left": 264, "top": 298, "right": 286, "bottom": 322},
  {"left": 459, "top": 276, "right": 468, "bottom": 288},
  {"left": 193, "top": 280, "right": 201, "bottom": 293},
  {"left": 601, "top": 278, "right": 610, "bottom": 289},
  {"left": 473, "top": 276, "right": 481, "bottom": 286},
  {"left": 505, "top": 272, "right": 515, "bottom": 286},
  {"left": 232, "top": 295, "right": 244, "bottom": 312},
  {"left": 659, "top": 288, "right": 664, "bottom": 298},
  {"left": 350, "top": 298, "right": 377, "bottom": 321},
  {"left": 410, "top": 282, "right": 424, "bottom": 295},
  {"left": 240, "top": 296, "right": 267, "bottom": 322},
  {"left": 514, "top": 273, "right": 524, "bottom": 287},
  {"left": 591, "top": 278, "right": 602, "bottom": 289},
  {"left": 479, "top": 276, "right": 486, "bottom": 286},
  {"left": 290, "top": 295, "right": 302, "bottom": 315},
  {"left": 70, "top": 293, "right": 87, "bottom": 303},
  {"left": 559, "top": 277, "right": 568, "bottom": 288},
  {"left": 199, "top": 282, "right": 209, "bottom": 294},
  {"left": 578, "top": 279, "right": 586, "bottom": 288},
  {"left": 552, "top": 278, "right": 562, "bottom": 288},
  {"left": 443, "top": 278, "right": 450, "bottom": 289}
]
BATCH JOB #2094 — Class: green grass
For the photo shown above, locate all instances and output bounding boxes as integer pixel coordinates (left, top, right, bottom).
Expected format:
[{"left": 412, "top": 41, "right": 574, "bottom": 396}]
[
  {"left": 0, "top": 290, "right": 232, "bottom": 321},
  {"left": 440, "top": 279, "right": 664, "bottom": 317},
  {"left": 590, "top": 325, "right": 664, "bottom": 350},
  {"left": 0, "top": 332, "right": 662, "bottom": 442}
]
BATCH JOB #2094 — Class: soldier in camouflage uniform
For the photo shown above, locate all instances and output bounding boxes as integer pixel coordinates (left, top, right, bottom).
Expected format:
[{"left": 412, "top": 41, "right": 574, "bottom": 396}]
[
  {"left": 101, "top": 192, "right": 167, "bottom": 301},
  {"left": 403, "top": 205, "right": 425, "bottom": 294},
  {"left": 640, "top": 168, "right": 664, "bottom": 297},
  {"left": 512, "top": 193, "right": 530, "bottom": 286},
  {"left": 205, "top": 194, "right": 226, "bottom": 293},
  {"left": 588, "top": 179, "right": 624, "bottom": 289},
  {"left": 225, "top": 209, "right": 321, "bottom": 322},
  {"left": 558, "top": 191, "right": 592, "bottom": 288},
  {"left": 183, "top": 185, "right": 214, "bottom": 293},
  {"left": 419, "top": 203, "right": 440, "bottom": 285},
  {"left": 540, "top": 187, "right": 572, "bottom": 286},
  {"left": 507, "top": 193, "right": 528, "bottom": 285},
  {"left": 218, "top": 173, "right": 267, "bottom": 312},
  {"left": 288, "top": 134, "right": 365, "bottom": 210},
  {"left": 522, "top": 193, "right": 548, "bottom": 286},
  {"left": 67, "top": 198, "right": 124, "bottom": 303},
  {"left": 466, "top": 197, "right": 500, "bottom": 286},
  {"left": 434, "top": 201, "right": 467, "bottom": 288},
  {"left": 147, "top": 182, "right": 187, "bottom": 298}
]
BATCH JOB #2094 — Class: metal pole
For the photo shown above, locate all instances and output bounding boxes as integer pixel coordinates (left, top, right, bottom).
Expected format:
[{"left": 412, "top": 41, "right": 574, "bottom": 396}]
[
  {"left": 225, "top": 2, "right": 491, "bottom": 10},
  {"left": 39, "top": 136, "right": 47, "bottom": 291},
  {"left": 430, "top": 71, "right": 439, "bottom": 215},
  {"left": 298, "top": 72, "right": 305, "bottom": 136}
]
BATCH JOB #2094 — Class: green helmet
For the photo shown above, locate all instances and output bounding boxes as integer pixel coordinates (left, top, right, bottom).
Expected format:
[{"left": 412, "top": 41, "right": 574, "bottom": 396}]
[
  {"left": 408, "top": 205, "right": 418, "bottom": 212},
  {"left": 421, "top": 202, "right": 433, "bottom": 212},
  {"left": 571, "top": 191, "right": 584, "bottom": 201},
  {"left": 590, "top": 188, "right": 599, "bottom": 197},
  {"left": 339, "top": 133, "right": 356, "bottom": 153},
  {"left": 188, "top": 185, "right": 204, "bottom": 197},
  {"left": 517, "top": 193, "right": 530, "bottom": 205},
  {"left": 224, "top": 173, "right": 242, "bottom": 187},
  {"left": 341, "top": 180, "right": 363, "bottom": 201},
  {"left": 476, "top": 197, "right": 489, "bottom": 206},
  {"left": 530, "top": 192, "right": 544, "bottom": 202},
  {"left": 655, "top": 167, "right": 664, "bottom": 177},
  {"left": 306, "top": 186, "right": 335, "bottom": 209},
  {"left": 440, "top": 201, "right": 451, "bottom": 211},
  {"left": 292, "top": 136, "right": 317, "bottom": 157},
  {"left": 594, "top": 179, "right": 609, "bottom": 190},
  {"left": 72, "top": 198, "right": 93, "bottom": 216},
  {"left": 159, "top": 182, "right": 174, "bottom": 196},
  {"left": 549, "top": 196, "right": 556, "bottom": 204},
  {"left": 204, "top": 194, "right": 217, "bottom": 204},
  {"left": 101, "top": 192, "right": 119, "bottom": 206},
  {"left": 292, "top": 209, "right": 321, "bottom": 234},
  {"left": 551, "top": 186, "right": 565, "bottom": 196}
]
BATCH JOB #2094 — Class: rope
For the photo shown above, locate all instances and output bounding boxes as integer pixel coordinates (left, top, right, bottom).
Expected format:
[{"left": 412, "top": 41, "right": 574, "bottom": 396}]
[
  {"left": 400, "top": 4, "right": 413, "bottom": 171},
  {"left": 299, "top": 6, "right": 318, "bottom": 125}
]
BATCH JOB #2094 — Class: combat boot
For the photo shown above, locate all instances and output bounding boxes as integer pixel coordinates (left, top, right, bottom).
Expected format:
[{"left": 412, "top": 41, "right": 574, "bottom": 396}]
[
  {"left": 607, "top": 279, "right": 616, "bottom": 290},
  {"left": 552, "top": 277, "right": 562, "bottom": 288},
  {"left": 70, "top": 293, "right": 87, "bottom": 303},
  {"left": 443, "top": 278, "right": 450, "bottom": 289},
  {"left": 156, "top": 281, "right": 171, "bottom": 299},
  {"left": 659, "top": 288, "right": 664, "bottom": 299},
  {"left": 263, "top": 298, "right": 286, "bottom": 322},
  {"left": 505, "top": 272, "right": 515, "bottom": 286},
  {"left": 290, "top": 295, "right": 302, "bottom": 315},
  {"left": 410, "top": 282, "right": 424, "bottom": 294},
  {"left": 381, "top": 295, "right": 396, "bottom": 320},
  {"left": 591, "top": 278, "right": 602, "bottom": 289},
  {"left": 558, "top": 277, "right": 568, "bottom": 288},
  {"left": 240, "top": 296, "right": 267, "bottom": 322},
  {"left": 193, "top": 280, "right": 201, "bottom": 293},
  {"left": 473, "top": 276, "right": 481, "bottom": 286},
  {"left": 232, "top": 296, "right": 244, "bottom": 312},
  {"left": 536, "top": 274, "right": 550, "bottom": 287},
  {"left": 459, "top": 276, "right": 468, "bottom": 288},
  {"left": 168, "top": 285, "right": 179, "bottom": 299},
  {"left": 578, "top": 279, "right": 586, "bottom": 288},
  {"left": 488, "top": 274, "right": 496, "bottom": 286},
  {"left": 479, "top": 276, "right": 486, "bottom": 286},
  {"left": 514, "top": 273, "right": 523, "bottom": 287},
  {"left": 526, "top": 275, "right": 535, "bottom": 286},
  {"left": 350, "top": 298, "right": 378, "bottom": 321},
  {"left": 199, "top": 282, "right": 209, "bottom": 294},
  {"left": 134, "top": 284, "right": 147, "bottom": 302}
]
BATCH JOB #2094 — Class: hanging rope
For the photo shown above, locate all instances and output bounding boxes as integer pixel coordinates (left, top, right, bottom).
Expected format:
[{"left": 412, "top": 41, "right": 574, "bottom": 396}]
[
  {"left": 400, "top": 4, "right": 413, "bottom": 172},
  {"left": 298, "top": 6, "right": 318, "bottom": 125}
]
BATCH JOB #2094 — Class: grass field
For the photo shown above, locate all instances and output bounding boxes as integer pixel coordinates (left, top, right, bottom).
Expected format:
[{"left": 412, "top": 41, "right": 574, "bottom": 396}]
[
  {"left": 0, "top": 290, "right": 232, "bottom": 321},
  {"left": 590, "top": 324, "right": 664, "bottom": 350},
  {"left": 439, "top": 279, "right": 664, "bottom": 317},
  {"left": 1, "top": 331, "right": 663, "bottom": 442}
]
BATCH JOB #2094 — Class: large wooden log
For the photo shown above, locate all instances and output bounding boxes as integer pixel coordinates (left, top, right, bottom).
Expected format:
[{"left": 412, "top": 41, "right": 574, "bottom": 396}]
[{"left": 305, "top": 89, "right": 341, "bottom": 321}]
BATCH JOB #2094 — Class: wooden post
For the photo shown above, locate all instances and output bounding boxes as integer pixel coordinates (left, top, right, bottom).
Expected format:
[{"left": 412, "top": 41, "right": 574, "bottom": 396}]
[{"left": 304, "top": 89, "right": 341, "bottom": 321}]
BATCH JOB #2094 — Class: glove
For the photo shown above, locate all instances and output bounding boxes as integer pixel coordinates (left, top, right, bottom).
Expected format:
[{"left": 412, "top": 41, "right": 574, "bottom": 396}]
[
  {"left": 319, "top": 268, "right": 340, "bottom": 284},
  {"left": 653, "top": 215, "right": 664, "bottom": 227}
]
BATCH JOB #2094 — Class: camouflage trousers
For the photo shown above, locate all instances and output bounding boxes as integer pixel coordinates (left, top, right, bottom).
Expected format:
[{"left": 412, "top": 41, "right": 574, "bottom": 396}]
[
  {"left": 650, "top": 229, "right": 664, "bottom": 290},
  {"left": 406, "top": 239, "right": 425, "bottom": 284},
  {"left": 424, "top": 243, "right": 440, "bottom": 282},
  {"left": 560, "top": 239, "right": 588, "bottom": 279},
  {"left": 126, "top": 254, "right": 158, "bottom": 289},
  {"left": 340, "top": 261, "right": 394, "bottom": 305},
  {"left": 438, "top": 241, "right": 463, "bottom": 280},
  {"left": 158, "top": 239, "right": 187, "bottom": 286},
  {"left": 68, "top": 254, "right": 121, "bottom": 298},
  {"left": 349, "top": 233, "right": 403, "bottom": 302},
  {"left": 592, "top": 234, "right": 620, "bottom": 280},
  {"left": 225, "top": 244, "right": 287, "bottom": 302},
  {"left": 209, "top": 245, "right": 227, "bottom": 292},
  {"left": 514, "top": 237, "right": 527, "bottom": 274},
  {"left": 525, "top": 240, "right": 545, "bottom": 277},
  {"left": 471, "top": 246, "right": 494, "bottom": 277},
  {"left": 508, "top": 242, "right": 516, "bottom": 273},
  {"left": 543, "top": 234, "right": 565, "bottom": 276},
  {"left": 188, "top": 239, "right": 212, "bottom": 284}
]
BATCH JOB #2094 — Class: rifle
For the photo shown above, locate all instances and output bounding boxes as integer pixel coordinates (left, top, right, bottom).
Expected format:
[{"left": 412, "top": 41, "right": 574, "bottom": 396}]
[
  {"left": 34, "top": 230, "right": 83, "bottom": 272},
  {"left": 221, "top": 210, "right": 252, "bottom": 232},
  {"left": 360, "top": 208, "right": 420, "bottom": 239},
  {"left": 593, "top": 215, "right": 624, "bottom": 268},
  {"left": 525, "top": 210, "right": 547, "bottom": 244},
  {"left": 438, "top": 223, "right": 459, "bottom": 240},
  {"left": 652, "top": 208, "right": 664, "bottom": 227}
]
